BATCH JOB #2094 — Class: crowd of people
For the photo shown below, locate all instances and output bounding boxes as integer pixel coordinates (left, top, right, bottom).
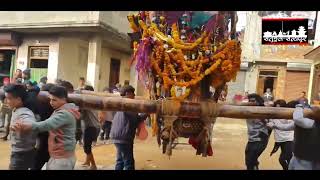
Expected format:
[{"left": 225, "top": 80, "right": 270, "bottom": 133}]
[
  {"left": 1, "top": 68, "right": 320, "bottom": 170},
  {"left": 241, "top": 88, "right": 320, "bottom": 170},
  {"left": 0, "top": 69, "right": 147, "bottom": 170}
]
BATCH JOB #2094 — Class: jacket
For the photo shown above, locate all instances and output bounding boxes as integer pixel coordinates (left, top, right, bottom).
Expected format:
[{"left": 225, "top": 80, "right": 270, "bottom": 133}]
[
  {"left": 31, "top": 103, "right": 80, "bottom": 159},
  {"left": 110, "top": 112, "right": 147, "bottom": 144}
]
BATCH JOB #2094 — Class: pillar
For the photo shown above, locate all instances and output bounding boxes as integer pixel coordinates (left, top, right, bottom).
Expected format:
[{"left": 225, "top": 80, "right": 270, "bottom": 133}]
[{"left": 86, "top": 35, "right": 102, "bottom": 91}]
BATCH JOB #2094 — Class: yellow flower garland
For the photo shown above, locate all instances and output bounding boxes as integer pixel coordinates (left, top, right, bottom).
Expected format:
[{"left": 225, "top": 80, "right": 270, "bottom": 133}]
[{"left": 129, "top": 14, "right": 242, "bottom": 100}]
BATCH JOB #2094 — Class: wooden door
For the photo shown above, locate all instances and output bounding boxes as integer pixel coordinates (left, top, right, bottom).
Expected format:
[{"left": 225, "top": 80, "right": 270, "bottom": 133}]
[
  {"left": 109, "top": 58, "right": 121, "bottom": 88},
  {"left": 257, "top": 77, "right": 265, "bottom": 96},
  {"left": 273, "top": 78, "right": 278, "bottom": 99}
]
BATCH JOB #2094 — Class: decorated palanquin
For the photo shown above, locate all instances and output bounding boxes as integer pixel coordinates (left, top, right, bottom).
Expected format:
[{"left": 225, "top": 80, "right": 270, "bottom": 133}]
[{"left": 127, "top": 11, "right": 241, "bottom": 157}]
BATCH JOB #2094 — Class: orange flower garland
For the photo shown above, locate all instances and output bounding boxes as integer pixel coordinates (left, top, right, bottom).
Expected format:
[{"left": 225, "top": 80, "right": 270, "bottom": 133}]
[{"left": 128, "top": 13, "right": 242, "bottom": 100}]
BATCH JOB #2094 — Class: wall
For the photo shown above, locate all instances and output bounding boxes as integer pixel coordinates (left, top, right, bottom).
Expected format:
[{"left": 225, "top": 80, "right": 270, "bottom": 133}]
[
  {"left": 241, "top": 11, "right": 261, "bottom": 63},
  {"left": 261, "top": 45, "right": 314, "bottom": 62},
  {"left": 99, "top": 11, "right": 136, "bottom": 34},
  {"left": 99, "top": 47, "right": 131, "bottom": 92},
  {"left": 57, "top": 37, "right": 89, "bottom": 87},
  {"left": 0, "top": 11, "right": 99, "bottom": 28},
  {"left": 244, "top": 65, "right": 259, "bottom": 94},
  {"left": 16, "top": 35, "right": 59, "bottom": 83},
  {"left": 227, "top": 71, "right": 246, "bottom": 102}
]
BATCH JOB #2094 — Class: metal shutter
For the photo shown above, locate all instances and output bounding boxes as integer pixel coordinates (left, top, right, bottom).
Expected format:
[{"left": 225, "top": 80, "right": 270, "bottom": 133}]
[{"left": 284, "top": 71, "right": 310, "bottom": 101}]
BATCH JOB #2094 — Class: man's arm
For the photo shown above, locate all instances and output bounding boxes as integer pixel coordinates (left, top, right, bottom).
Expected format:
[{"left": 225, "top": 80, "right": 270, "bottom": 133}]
[
  {"left": 32, "top": 110, "right": 72, "bottom": 132},
  {"left": 274, "top": 121, "right": 295, "bottom": 131},
  {"left": 293, "top": 107, "right": 314, "bottom": 129}
]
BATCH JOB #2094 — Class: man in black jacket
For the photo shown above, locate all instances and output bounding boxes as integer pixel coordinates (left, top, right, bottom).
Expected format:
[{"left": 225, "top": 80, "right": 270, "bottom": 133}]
[
  {"left": 31, "top": 83, "right": 55, "bottom": 170},
  {"left": 110, "top": 85, "right": 148, "bottom": 170}
]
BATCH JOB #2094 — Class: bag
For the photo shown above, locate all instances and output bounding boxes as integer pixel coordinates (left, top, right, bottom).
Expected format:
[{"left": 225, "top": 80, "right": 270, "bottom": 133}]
[{"left": 136, "top": 122, "right": 148, "bottom": 140}]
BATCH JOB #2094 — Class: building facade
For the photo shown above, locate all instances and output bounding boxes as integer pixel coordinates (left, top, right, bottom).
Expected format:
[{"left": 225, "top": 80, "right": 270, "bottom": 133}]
[
  {"left": 227, "top": 11, "right": 316, "bottom": 102},
  {"left": 0, "top": 11, "right": 142, "bottom": 93}
]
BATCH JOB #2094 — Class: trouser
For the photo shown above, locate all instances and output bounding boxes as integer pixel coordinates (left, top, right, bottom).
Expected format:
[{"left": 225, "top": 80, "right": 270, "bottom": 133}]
[
  {"left": 289, "top": 156, "right": 320, "bottom": 170},
  {"left": 9, "top": 149, "right": 36, "bottom": 170},
  {"left": 46, "top": 156, "right": 76, "bottom": 170},
  {"left": 32, "top": 132, "right": 50, "bottom": 170},
  {"left": 83, "top": 127, "right": 99, "bottom": 154},
  {"left": 100, "top": 121, "right": 112, "bottom": 140},
  {"left": 114, "top": 143, "right": 135, "bottom": 170},
  {"left": 75, "top": 120, "right": 82, "bottom": 143},
  {"left": 270, "top": 141, "right": 293, "bottom": 170},
  {"left": 1, "top": 109, "right": 12, "bottom": 137},
  {"left": 245, "top": 135, "right": 269, "bottom": 170},
  {"left": 0, "top": 111, "right": 4, "bottom": 127}
]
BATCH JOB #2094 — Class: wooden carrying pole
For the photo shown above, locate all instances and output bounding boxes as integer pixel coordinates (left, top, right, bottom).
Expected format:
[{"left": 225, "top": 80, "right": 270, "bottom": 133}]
[
  {"left": 44, "top": 91, "right": 319, "bottom": 121},
  {"left": 0, "top": 90, "right": 318, "bottom": 121}
]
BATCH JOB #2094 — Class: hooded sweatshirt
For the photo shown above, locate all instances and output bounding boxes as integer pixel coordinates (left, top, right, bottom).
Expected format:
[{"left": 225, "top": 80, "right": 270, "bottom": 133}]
[
  {"left": 31, "top": 103, "right": 80, "bottom": 159},
  {"left": 10, "top": 107, "right": 37, "bottom": 152}
]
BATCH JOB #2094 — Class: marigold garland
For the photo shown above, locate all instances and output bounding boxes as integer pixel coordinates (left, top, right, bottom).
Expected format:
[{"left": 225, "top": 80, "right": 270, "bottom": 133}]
[{"left": 128, "top": 13, "right": 242, "bottom": 100}]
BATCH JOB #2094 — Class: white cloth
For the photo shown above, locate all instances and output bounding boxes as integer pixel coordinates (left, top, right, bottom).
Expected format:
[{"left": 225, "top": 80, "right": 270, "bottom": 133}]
[
  {"left": 293, "top": 107, "right": 314, "bottom": 129},
  {"left": 271, "top": 119, "right": 294, "bottom": 142}
]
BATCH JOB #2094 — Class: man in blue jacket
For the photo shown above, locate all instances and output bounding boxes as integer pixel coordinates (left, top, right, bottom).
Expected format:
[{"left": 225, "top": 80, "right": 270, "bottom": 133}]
[{"left": 110, "top": 85, "right": 148, "bottom": 170}]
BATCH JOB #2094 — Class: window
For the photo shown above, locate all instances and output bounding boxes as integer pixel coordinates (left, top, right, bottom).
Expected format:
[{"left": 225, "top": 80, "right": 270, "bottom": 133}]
[{"left": 29, "top": 46, "right": 49, "bottom": 68}]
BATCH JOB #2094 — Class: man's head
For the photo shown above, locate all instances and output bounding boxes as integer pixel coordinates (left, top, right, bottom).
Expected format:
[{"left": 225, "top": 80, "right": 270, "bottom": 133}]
[
  {"left": 41, "top": 83, "right": 55, "bottom": 91},
  {"left": 3, "top": 77, "right": 10, "bottom": 86},
  {"left": 58, "top": 80, "right": 74, "bottom": 93},
  {"left": 40, "top": 76, "right": 47, "bottom": 84},
  {"left": 79, "top": 77, "right": 85, "bottom": 86},
  {"left": 287, "top": 100, "right": 300, "bottom": 108},
  {"left": 124, "top": 80, "right": 130, "bottom": 86},
  {"left": 116, "top": 83, "right": 121, "bottom": 89},
  {"left": 266, "top": 88, "right": 271, "bottom": 93},
  {"left": 55, "top": 79, "right": 63, "bottom": 85},
  {"left": 25, "top": 80, "right": 34, "bottom": 91},
  {"left": 4, "top": 84, "right": 28, "bottom": 109},
  {"left": 84, "top": 85, "right": 94, "bottom": 92},
  {"left": 48, "top": 85, "right": 68, "bottom": 109},
  {"left": 273, "top": 99, "right": 286, "bottom": 107},
  {"left": 22, "top": 69, "right": 31, "bottom": 80},
  {"left": 301, "top": 91, "right": 306, "bottom": 98},
  {"left": 15, "top": 69, "right": 22, "bottom": 77},
  {"left": 121, "top": 85, "right": 135, "bottom": 99},
  {"left": 248, "top": 93, "right": 265, "bottom": 106}
]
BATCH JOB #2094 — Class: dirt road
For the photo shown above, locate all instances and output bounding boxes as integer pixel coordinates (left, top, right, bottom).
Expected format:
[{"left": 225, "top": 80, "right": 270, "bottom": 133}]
[{"left": 0, "top": 118, "right": 282, "bottom": 170}]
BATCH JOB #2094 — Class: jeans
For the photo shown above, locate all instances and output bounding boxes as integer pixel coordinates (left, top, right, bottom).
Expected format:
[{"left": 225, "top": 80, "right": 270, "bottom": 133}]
[
  {"left": 289, "top": 156, "right": 320, "bottom": 170},
  {"left": 100, "top": 121, "right": 112, "bottom": 140},
  {"left": 114, "top": 143, "right": 135, "bottom": 170},
  {"left": 276, "top": 141, "right": 293, "bottom": 170},
  {"left": 0, "top": 108, "right": 12, "bottom": 137},
  {"left": 9, "top": 149, "right": 36, "bottom": 170},
  {"left": 245, "top": 134, "right": 269, "bottom": 170},
  {"left": 76, "top": 120, "right": 83, "bottom": 143},
  {"left": 83, "top": 127, "right": 99, "bottom": 154},
  {"left": 32, "top": 132, "right": 50, "bottom": 170},
  {"left": 46, "top": 156, "right": 76, "bottom": 170}
]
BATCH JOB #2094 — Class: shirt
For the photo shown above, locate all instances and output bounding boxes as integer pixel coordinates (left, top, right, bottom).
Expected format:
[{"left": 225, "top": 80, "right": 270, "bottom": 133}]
[{"left": 270, "top": 119, "right": 294, "bottom": 142}]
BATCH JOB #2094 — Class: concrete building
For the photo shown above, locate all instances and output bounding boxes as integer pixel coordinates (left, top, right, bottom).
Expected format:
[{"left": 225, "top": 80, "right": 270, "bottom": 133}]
[
  {"left": 0, "top": 11, "right": 143, "bottom": 93},
  {"left": 227, "top": 11, "right": 315, "bottom": 102},
  {"left": 305, "top": 46, "right": 320, "bottom": 104}
]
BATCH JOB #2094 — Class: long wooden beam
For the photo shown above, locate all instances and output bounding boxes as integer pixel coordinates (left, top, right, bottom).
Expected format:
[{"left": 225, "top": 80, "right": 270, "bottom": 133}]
[{"left": 0, "top": 90, "right": 318, "bottom": 121}]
